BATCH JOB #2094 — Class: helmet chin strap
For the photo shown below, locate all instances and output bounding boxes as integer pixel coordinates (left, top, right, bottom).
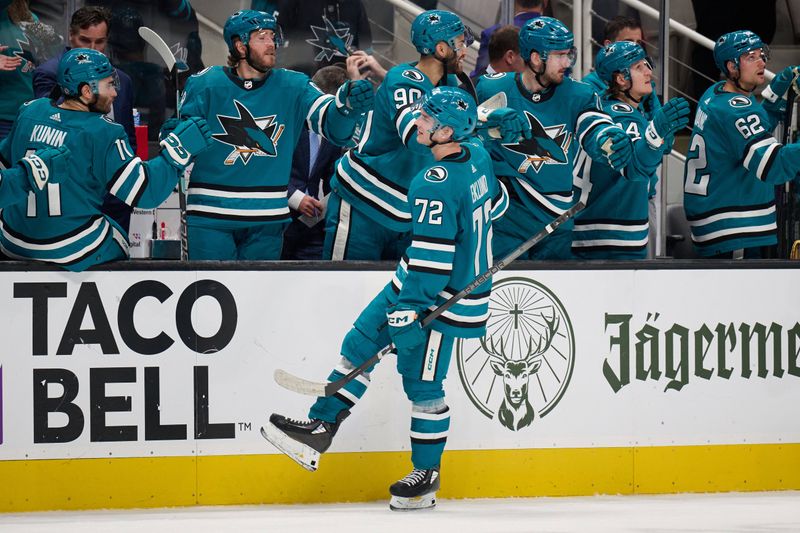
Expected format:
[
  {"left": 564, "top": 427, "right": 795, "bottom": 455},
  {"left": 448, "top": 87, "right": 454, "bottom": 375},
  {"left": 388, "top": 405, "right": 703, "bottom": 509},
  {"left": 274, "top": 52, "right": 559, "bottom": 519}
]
[
  {"left": 241, "top": 44, "right": 270, "bottom": 75},
  {"left": 622, "top": 78, "right": 643, "bottom": 104},
  {"left": 527, "top": 58, "right": 550, "bottom": 89},
  {"left": 730, "top": 70, "right": 756, "bottom": 93}
]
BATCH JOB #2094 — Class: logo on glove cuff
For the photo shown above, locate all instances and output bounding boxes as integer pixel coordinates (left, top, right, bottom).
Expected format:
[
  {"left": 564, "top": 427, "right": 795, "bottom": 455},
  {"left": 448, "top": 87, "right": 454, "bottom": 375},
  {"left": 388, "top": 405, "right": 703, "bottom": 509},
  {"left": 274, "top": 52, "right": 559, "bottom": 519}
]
[
  {"left": 457, "top": 277, "right": 575, "bottom": 432},
  {"left": 213, "top": 100, "right": 285, "bottom": 165}
]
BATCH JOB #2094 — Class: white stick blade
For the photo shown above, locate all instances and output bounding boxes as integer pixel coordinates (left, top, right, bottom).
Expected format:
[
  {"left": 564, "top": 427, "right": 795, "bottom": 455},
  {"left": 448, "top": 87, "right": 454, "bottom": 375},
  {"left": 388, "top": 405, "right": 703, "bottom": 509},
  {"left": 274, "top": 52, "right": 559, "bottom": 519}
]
[
  {"left": 273, "top": 368, "right": 327, "bottom": 396},
  {"left": 138, "top": 26, "right": 176, "bottom": 71}
]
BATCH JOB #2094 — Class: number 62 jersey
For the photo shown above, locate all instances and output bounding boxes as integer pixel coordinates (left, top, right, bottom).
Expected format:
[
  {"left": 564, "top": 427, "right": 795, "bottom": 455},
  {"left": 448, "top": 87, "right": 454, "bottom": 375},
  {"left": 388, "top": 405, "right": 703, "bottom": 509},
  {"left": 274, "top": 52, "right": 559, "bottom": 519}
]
[{"left": 683, "top": 81, "right": 800, "bottom": 256}]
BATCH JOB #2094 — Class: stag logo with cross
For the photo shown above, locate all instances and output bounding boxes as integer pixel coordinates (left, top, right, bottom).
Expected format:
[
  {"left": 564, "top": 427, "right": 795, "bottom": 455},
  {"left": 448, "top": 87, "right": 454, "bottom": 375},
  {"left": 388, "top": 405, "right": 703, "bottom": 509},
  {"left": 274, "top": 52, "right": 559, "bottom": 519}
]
[{"left": 456, "top": 277, "right": 575, "bottom": 432}]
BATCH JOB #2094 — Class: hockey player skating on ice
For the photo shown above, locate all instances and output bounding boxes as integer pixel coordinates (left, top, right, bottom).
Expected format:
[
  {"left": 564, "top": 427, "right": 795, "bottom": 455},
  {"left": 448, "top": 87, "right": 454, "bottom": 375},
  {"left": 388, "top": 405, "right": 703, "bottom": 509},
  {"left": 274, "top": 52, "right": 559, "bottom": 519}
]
[
  {"left": 476, "top": 17, "right": 633, "bottom": 259},
  {"left": 683, "top": 30, "right": 800, "bottom": 258},
  {"left": 178, "top": 10, "right": 373, "bottom": 260},
  {"left": 325, "top": 9, "right": 527, "bottom": 260},
  {"left": 572, "top": 41, "right": 690, "bottom": 258},
  {"left": 264, "top": 86, "right": 508, "bottom": 511},
  {"left": 0, "top": 48, "right": 212, "bottom": 271}
]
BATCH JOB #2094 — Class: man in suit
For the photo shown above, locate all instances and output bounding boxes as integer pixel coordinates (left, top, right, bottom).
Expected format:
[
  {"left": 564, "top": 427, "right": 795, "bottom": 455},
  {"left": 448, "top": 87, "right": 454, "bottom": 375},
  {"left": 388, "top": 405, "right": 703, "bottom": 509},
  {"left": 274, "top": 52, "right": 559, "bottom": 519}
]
[
  {"left": 32, "top": 5, "right": 136, "bottom": 232},
  {"left": 471, "top": 0, "right": 546, "bottom": 78},
  {"left": 281, "top": 65, "right": 348, "bottom": 260}
]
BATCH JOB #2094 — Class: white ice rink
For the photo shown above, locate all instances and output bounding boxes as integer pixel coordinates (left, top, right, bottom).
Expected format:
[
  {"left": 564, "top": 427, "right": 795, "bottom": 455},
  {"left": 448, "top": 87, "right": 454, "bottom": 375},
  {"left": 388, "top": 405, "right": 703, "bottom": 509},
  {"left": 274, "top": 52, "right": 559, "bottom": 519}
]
[{"left": 1, "top": 492, "right": 798, "bottom": 533}]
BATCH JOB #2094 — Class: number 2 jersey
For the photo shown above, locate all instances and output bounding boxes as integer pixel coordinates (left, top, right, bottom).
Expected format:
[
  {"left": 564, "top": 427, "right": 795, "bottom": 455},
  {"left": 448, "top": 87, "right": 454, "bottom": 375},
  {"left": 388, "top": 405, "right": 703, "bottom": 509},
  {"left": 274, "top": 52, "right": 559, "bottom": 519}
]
[
  {"left": 683, "top": 81, "right": 800, "bottom": 256},
  {"left": 386, "top": 141, "right": 508, "bottom": 339},
  {"left": 331, "top": 62, "right": 458, "bottom": 232},
  {"left": 179, "top": 66, "right": 358, "bottom": 230},
  {"left": 0, "top": 98, "right": 182, "bottom": 270}
]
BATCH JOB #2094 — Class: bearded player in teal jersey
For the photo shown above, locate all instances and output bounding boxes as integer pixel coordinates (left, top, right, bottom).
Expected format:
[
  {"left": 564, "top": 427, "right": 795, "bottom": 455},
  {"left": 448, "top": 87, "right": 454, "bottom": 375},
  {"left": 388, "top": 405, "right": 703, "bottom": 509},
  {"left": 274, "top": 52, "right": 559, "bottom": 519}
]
[
  {"left": 683, "top": 30, "right": 800, "bottom": 258},
  {"left": 265, "top": 87, "right": 508, "bottom": 511},
  {"left": 326, "top": 9, "right": 525, "bottom": 260},
  {"left": 476, "top": 17, "right": 633, "bottom": 260},
  {"left": 0, "top": 48, "right": 212, "bottom": 271},
  {"left": 178, "top": 10, "right": 373, "bottom": 260},
  {"left": 572, "top": 41, "right": 689, "bottom": 259}
]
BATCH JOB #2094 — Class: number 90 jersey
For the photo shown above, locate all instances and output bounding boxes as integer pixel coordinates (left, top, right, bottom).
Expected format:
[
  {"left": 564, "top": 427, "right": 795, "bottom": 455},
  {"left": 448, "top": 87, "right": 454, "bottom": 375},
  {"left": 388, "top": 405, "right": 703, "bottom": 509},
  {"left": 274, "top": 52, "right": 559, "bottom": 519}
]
[
  {"left": 683, "top": 81, "right": 800, "bottom": 256},
  {"left": 331, "top": 63, "right": 458, "bottom": 232},
  {"left": 387, "top": 142, "right": 509, "bottom": 339}
]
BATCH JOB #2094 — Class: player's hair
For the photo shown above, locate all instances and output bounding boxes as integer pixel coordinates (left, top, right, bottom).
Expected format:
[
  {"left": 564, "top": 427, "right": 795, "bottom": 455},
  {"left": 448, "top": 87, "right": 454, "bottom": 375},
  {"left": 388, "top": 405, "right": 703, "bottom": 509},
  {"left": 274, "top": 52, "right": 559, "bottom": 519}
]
[
  {"left": 517, "top": 0, "right": 544, "bottom": 8},
  {"left": 69, "top": 6, "right": 111, "bottom": 35},
  {"left": 603, "top": 16, "right": 642, "bottom": 42},
  {"left": 312, "top": 65, "right": 347, "bottom": 95},
  {"left": 488, "top": 25, "right": 520, "bottom": 63},
  {"left": 7, "top": 0, "right": 33, "bottom": 24}
]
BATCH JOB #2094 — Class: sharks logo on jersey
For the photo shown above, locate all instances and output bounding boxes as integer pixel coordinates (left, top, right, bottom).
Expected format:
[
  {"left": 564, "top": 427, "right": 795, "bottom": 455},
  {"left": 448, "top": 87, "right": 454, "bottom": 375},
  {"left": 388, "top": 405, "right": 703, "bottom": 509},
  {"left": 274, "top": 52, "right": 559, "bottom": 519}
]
[
  {"left": 213, "top": 100, "right": 285, "bottom": 165},
  {"left": 307, "top": 16, "right": 354, "bottom": 61},
  {"left": 503, "top": 111, "right": 571, "bottom": 173},
  {"left": 730, "top": 95, "right": 752, "bottom": 108},
  {"left": 425, "top": 166, "right": 448, "bottom": 182}
]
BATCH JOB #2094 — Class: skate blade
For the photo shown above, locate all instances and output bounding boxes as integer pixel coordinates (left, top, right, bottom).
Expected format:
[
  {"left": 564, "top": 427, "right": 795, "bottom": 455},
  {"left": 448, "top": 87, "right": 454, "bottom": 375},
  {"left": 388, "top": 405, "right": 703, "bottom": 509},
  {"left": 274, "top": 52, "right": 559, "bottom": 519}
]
[
  {"left": 260, "top": 422, "right": 320, "bottom": 472},
  {"left": 389, "top": 493, "right": 436, "bottom": 511}
]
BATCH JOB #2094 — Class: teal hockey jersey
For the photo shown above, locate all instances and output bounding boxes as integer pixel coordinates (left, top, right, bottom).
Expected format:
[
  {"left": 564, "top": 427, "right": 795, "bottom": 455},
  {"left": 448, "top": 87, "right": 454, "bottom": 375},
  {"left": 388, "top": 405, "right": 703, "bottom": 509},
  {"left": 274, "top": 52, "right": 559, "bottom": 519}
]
[
  {"left": 683, "top": 82, "right": 800, "bottom": 256},
  {"left": 386, "top": 142, "right": 509, "bottom": 339},
  {"left": 0, "top": 98, "right": 182, "bottom": 269},
  {"left": 475, "top": 72, "right": 615, "bottom": 225},
  {"left": 572, "top": 100, "right": 662, "bottom": 258},
  {"left": 180, "top": 66, "right": 359, "bottom": 229},
  {"left": 331, "top": 62, "right": 457, "bottom": 232}
]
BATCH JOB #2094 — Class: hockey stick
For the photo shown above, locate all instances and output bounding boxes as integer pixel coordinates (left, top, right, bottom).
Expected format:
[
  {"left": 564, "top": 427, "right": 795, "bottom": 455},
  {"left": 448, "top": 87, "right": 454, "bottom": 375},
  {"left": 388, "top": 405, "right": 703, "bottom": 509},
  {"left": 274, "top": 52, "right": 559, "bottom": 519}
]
[
  {"left": 778, "top": 84, "right": 799, "bottom": 257},
  {"left": 274, "top": 200, "right": 585, "bottom": 397},
  {"left": 138, "top": 26, "right": 189, "bottom": 261}
]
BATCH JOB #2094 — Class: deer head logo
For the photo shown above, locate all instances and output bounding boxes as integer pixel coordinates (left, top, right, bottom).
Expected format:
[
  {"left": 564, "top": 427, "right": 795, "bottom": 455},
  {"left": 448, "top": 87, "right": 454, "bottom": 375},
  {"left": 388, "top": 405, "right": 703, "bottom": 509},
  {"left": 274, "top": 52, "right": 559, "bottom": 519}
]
[
  {"left": 456, "top": 277, "right": 575, "bottom": 433},
  {"left": 482, "top": 314, "right": 559, "bottom": 431}
]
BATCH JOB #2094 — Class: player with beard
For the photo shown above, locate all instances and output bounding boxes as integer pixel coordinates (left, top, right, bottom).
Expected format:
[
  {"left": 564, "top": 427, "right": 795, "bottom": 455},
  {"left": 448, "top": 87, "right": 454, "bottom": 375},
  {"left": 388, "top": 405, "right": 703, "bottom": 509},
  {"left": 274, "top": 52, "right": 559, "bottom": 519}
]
[
  {"left": 324, "top": 9, "right": 527, "bottom": 260},
  {"left": 683, "top": 30, "right": 800, "bottom": 258},
  {"left": 178, "top": 10, "right": 374, "bottom": 260},
  {"left": 0, "top": 48, "right": 213, "bottom": 271},
  {"left": 476, "top": 17, "right": 633, "bottom": 260}
]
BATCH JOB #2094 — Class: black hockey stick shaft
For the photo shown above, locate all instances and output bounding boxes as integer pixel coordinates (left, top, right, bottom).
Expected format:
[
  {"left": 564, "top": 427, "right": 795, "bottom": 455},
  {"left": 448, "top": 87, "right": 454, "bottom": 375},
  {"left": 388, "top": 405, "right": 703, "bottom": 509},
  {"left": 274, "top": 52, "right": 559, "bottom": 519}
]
[{"left": 280, "top": 201, "right": 584, "bottom": 397}]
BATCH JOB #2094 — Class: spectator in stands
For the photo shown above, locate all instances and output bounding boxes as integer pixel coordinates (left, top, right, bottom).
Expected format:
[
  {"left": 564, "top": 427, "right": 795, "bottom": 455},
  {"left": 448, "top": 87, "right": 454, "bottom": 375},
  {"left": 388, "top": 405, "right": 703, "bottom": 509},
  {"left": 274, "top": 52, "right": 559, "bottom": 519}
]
[
  {"left": 583, "top": 16, "right": 644, "bottom": 94},
  {"left": 0, "top": 0, "right": 36, "bottom": 140},
  {"left": 472, "top": 25, "right": 524, "bottom": 81},
  {"left": 275, "top": 0, "right": 372, "bottom": 75},
  {"left": 33, "top": 6, "right": 136, "bottom": 233},
  {"left": 471, "top": 0, "right": 546, "bottom": 78},
  {"left": 282, "top": 65, "right": 348, "bottom": 260}
]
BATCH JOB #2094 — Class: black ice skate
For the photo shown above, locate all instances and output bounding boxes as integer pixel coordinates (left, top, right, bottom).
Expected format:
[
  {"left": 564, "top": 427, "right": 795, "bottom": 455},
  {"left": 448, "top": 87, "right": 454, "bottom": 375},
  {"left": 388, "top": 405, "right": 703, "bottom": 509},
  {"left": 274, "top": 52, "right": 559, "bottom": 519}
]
[
  {"left": 388, "top": 468, "right": 440, "bottom": 511},
  {"left": 260, "top": 411, "right": 348, "bottom": 472}
]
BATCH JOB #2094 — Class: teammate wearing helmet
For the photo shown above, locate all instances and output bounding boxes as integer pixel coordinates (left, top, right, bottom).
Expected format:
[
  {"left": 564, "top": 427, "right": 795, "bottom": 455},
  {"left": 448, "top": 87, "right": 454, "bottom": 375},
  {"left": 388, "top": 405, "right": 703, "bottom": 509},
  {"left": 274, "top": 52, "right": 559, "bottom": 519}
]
[
  {"left": 476, "top": 16, "right": 634, "bottom": 260},
  {"left": 683, "top": 30, "right": 800, "bottom": 258},
  {"left": 325, "top": 9, "right": 524, "bottom": 260},
  {"left": 178, "top": 10, "right": 373, "bottom": 260},
  {"left": 0, "top": 48, "right": 212, "bottom": 271},
  {"left": 264, "top": 87, "right": 508, "bottom": 511},
  {"left": 572, "top": 41, "right": 690, "bottom": 259}
]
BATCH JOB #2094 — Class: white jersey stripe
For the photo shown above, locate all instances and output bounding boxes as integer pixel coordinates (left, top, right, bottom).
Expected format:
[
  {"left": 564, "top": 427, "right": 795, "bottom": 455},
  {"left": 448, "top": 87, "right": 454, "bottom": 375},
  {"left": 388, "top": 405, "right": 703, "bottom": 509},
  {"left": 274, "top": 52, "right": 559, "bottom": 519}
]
[
  {"left": 688, "top": 205, "right": 776, "bottom": 227},
  {"left": 691, "top": 222, "right": 777, "bottom": 243},
  {"left": 188, "top": 187, "right": 286, "bottom": 200},
  {"left": 187, "top": 205, "right": 290, "bottom": 217}
]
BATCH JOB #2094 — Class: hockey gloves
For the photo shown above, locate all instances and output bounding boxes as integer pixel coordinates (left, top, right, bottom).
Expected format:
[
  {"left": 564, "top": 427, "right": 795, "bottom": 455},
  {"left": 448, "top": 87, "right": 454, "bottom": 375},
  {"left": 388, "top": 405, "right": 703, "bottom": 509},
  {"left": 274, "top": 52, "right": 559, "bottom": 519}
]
[
  {"left": 763, "top": 66, "right": 800, "bottom": 110},
  {"left": 594, "top": 127, "right": 633, "bottom": 170},
  {"left": 480, "top": 108, "right": 532, "bottom": 144},
  {"left": 19, "top": 145, "right": 70, "bottom": 191},
  {"left": 645, "top": 97, "right": 690, "bottom": 150},
  {"left": 336, "top": 79, "right": 374, "bottom": 117},
  {"left": 158, "top": 117, "right": 179, "bottom": 142},
  {"left": 387, "top": 306, "right": 426, "bottom": 352},
  {"left": 160, "top": 116, "right": 213, "bottom": 169}
]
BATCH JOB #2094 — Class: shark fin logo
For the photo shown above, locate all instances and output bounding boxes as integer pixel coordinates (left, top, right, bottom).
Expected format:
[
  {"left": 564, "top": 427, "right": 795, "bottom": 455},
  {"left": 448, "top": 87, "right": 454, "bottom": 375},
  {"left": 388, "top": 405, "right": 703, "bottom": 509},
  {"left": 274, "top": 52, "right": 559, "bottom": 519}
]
[
  {"left": 307, "top": 16, "right": 354, "bottom": 62},
  {"left": 457, "top": 277, "right": 575, "bottom": 432},
  {"left": 503, "top": 111, "right": 571, "bottom": 173},
  {"left": 213, "top": 100, "right": 285, "bottom": 165}
]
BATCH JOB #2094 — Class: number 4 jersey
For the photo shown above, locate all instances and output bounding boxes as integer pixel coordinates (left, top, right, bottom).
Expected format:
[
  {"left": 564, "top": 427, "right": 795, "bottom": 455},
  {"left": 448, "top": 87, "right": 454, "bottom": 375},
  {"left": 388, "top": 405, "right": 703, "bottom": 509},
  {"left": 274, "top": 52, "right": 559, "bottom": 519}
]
[{"left": 683, "top": 81, "right": 800, "bottom": 256}]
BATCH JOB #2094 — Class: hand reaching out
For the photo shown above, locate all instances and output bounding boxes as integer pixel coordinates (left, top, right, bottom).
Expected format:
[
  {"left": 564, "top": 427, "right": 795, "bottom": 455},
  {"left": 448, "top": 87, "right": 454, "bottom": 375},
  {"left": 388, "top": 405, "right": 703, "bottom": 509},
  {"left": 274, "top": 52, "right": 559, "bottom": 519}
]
[
  {"left": 0, "top": 46, "right": 22, "bottom": 71},
  {"left": 298, "top": 194, "right": 323, "bottom": 217}
]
